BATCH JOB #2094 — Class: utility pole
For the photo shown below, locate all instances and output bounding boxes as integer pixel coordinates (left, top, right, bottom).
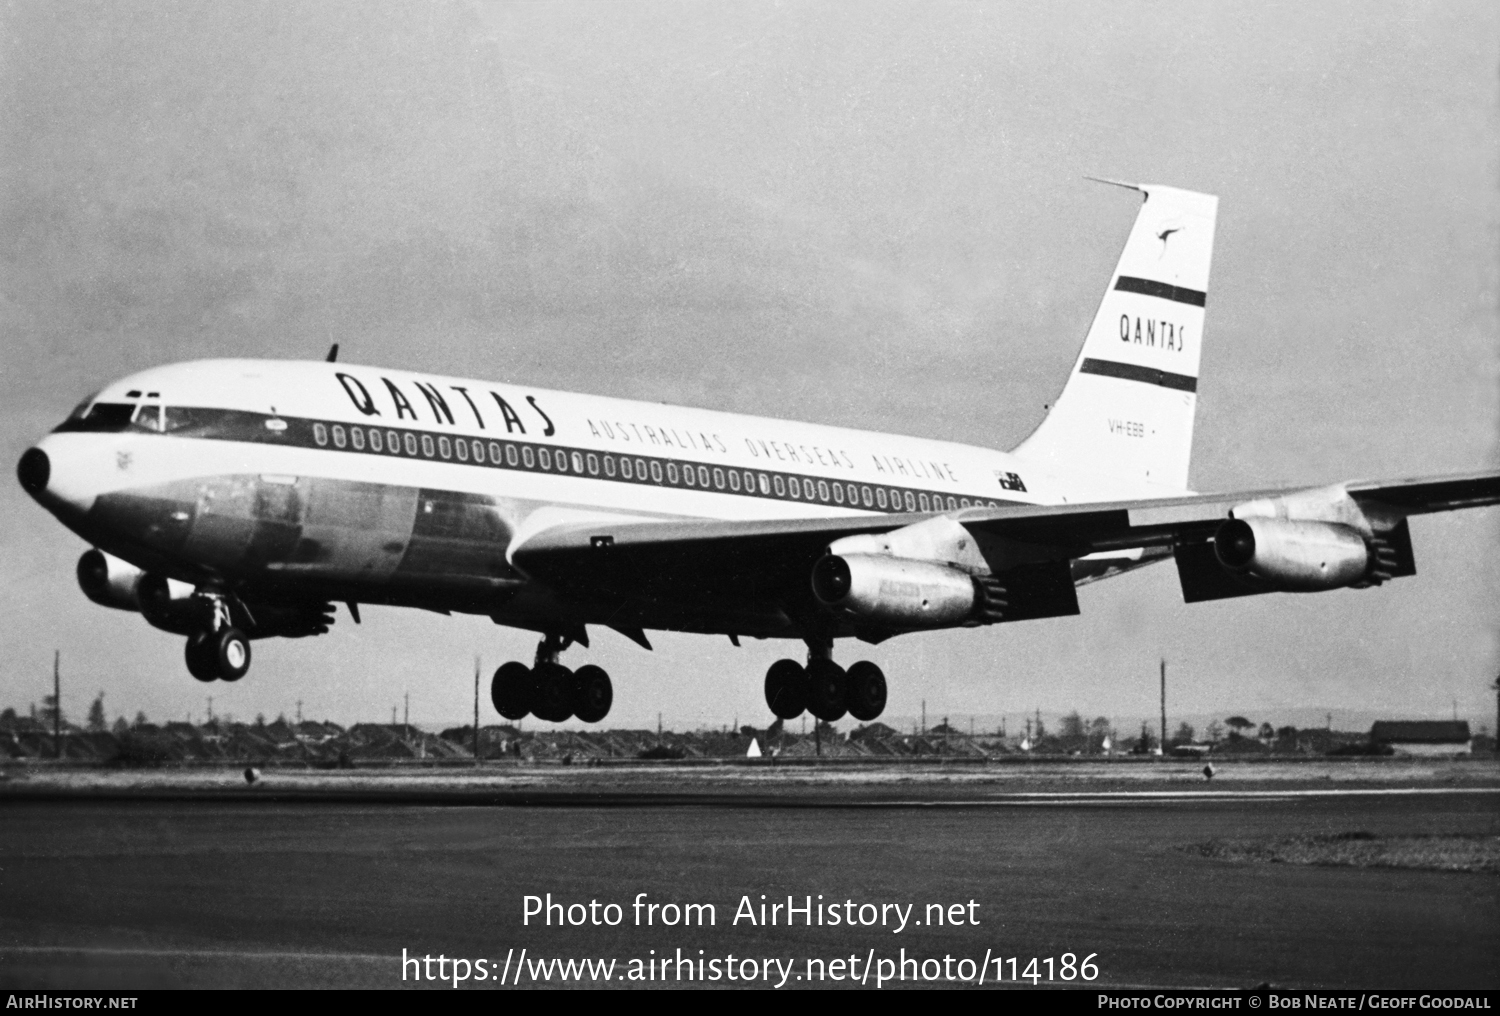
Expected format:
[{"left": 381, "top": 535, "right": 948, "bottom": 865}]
[
  {"left": 1160, "top": 658, "right": 1167, "bottom": 754},
  {"left": 296, "top": 700, "right": 303, "bottom": 724},
  {"left": 53, "top": 650, "right": 61, "bottom": 760},
  {"left": 473, "top": 657, "right": 480, "bottom": 766},
  {"left": 207, "top": 696, "right": 213, "bottom": 724},
  {"left": 404, "top": 692, "right": 410, "bottom": 740},
  {"left": 921, "top": 699, "right": 926, "bottom": 734}
]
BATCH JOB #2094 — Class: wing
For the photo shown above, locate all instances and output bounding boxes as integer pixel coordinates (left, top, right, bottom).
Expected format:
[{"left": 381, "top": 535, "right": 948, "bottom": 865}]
[{"left": 507, "top": 470, "right": 1500, "bottom": 636}]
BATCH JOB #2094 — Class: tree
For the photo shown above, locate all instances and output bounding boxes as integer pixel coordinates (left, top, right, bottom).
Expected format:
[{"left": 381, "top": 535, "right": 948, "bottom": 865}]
[
  {"left": 256, "top": 713, "right": 267, "bottom": 727},
  {"left": 112, "top": 716, "right": 130, "bottom": 736},
  {"left": 132, "top": 710, "right": 148, "bottom": 728},
  {"left": 1133, "top": 721, "right": 1155, "bottom": 754},
  {"left": 1225, "top": 716, "right": 1253, "bottom": 740},
  {"left": 1059, "top": 712, "right": 1086, "bottom": 740},
  {"left": 87, "top": 693, "right": 107, "bottom": 732},
  {"left": 1258, "top": 722, "right": 1275, "bottom": 741},
  {"left": 1173, "top": 721, "right": 1196, "bottom": 745},
  {"left": 1205, "top": 720, "right": 1225, "bottom": 743},
  {"left": 0, "top": 707, "right": 15, "bottom": 725}
]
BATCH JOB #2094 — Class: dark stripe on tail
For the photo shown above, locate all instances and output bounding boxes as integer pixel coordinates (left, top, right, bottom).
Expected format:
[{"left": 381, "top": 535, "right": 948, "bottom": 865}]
[
  {"left": 1115, "top": 276, "right": 1207, "bottom": 307},
  {"left": 1079, "top": 358, "right": 1198, "bottom": 392}
]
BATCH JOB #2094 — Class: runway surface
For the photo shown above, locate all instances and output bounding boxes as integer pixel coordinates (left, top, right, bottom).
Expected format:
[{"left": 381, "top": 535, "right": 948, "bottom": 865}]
[{"left": 0, "top": 765, "right": 1495, "bottom": 989}]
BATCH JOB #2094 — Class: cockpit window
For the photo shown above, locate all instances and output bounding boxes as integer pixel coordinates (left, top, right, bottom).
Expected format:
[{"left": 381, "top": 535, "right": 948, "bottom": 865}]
[
  {"left": 54, "top": 401, "right": 171, "bottom": 434},
  {"left": 85, "top": 403, "right": 137, "bottom": 428},
  {"left": 67, "top": 393, "right": 100, "bottom": 421},
  {"left": 162, "top": 406, "right": 199, "bottom": 431}
]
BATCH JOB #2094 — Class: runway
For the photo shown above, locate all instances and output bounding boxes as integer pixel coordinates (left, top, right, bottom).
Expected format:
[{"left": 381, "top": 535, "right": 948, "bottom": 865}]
[{"left": 0, "top": 764, "right": 1495, "bottom": 989}]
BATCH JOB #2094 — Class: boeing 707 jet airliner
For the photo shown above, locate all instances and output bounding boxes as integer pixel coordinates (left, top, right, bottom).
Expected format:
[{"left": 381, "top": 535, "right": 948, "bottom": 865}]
[{"left": 18, "top": 183, "right": 1500, "bottom": 725}]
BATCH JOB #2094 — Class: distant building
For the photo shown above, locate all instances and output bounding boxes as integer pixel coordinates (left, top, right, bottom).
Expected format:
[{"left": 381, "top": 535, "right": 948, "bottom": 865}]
[{"left": 1370, "top": 721, "right": 1472, "bottom": 757}]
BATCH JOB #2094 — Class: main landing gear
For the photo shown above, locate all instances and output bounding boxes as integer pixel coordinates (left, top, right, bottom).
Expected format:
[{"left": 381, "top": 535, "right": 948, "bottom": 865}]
[
  {"left": 763, "top": 641, "right": 887, "bottom": 723},
  {"left": 183, "top": 593, "right": 252, "bottom": 683},
  {"left": 491, "top": 633, "right": 613, "bottom": 725}
]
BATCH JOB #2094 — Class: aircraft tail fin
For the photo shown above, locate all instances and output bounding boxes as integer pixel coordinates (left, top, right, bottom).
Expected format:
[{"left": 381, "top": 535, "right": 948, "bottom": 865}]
[{"left": 1013, "top": 182, "right": 1217, "bottom": 492}]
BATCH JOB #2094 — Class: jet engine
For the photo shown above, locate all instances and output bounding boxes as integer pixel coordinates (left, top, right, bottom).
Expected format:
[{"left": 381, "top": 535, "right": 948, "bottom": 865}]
[
  {"left": 77, "top": 549, "right": 197, "bottom": 622},
  {"left": 1213, "top": 517, "right": 1370, "bottom": 590},
  {"left": 811, "top": 553, "right": 985, "bottom": 626},
  {"left": 76, "top": 549, "right": 146, "bottom": 611}
]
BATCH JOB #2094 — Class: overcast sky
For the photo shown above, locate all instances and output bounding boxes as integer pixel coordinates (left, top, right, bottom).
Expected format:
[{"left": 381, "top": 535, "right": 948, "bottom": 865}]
[{"left": 1, "top": 0, "right": 1495, "bottom": 732}]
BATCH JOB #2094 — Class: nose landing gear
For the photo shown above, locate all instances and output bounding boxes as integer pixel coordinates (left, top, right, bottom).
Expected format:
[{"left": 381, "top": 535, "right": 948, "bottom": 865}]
[
  {"left": 489, "top": 633, "right": 614, "bottom": 725},
  {"left": 762, "top": 642, "right": 887, "bottom": 722},
  {"left": 182, "top": 592, "right": 251, "bottom": 683}
]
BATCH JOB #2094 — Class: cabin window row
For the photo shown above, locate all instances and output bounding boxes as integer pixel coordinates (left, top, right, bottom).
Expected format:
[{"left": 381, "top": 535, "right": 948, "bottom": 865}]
[{"left": 309, "top": 422, "right": 997, "bottom": 513}]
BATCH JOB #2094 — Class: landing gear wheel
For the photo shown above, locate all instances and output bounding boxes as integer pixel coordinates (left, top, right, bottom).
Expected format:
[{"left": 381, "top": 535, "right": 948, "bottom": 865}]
[
  {"left": 845, "top": 660, "right": 887, "bottom": 722},
  {"left": 805, "top": 658, "right": 848, "bottom": 722},
  {"left": 491, "top": 662, "right": 533, "bottom": 720},
  {"left": 185, "top": 632, "right": 217, "bottom": 682},
  {"left": 531, "top": 663, "right": 575, "bottom": 723},
  {"left": 764, "top": 659, "right": 807, "bottom": 719},
  {"left": 214, "top": 628, "right": 251, "bottom": 682},
  {"left": 571, "top": 665, "right": 613, "bottom": 724}
]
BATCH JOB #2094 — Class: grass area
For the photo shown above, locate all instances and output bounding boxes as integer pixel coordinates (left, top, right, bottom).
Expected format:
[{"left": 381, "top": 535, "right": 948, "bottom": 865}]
[{"left": 1186, "top": 832, "right": 1500, "bottom": 875}]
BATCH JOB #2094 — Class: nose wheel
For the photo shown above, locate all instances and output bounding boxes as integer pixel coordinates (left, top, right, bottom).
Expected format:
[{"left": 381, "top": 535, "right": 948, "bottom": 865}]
[
  {"left": 184, "top": 627, "right": 251, "bottom": 683},
  {"left": 181, "top": 591, "right": 252, "bottom": 683},
  {"left": 489, "top": 634, "right": 613, "bottom": 724}
]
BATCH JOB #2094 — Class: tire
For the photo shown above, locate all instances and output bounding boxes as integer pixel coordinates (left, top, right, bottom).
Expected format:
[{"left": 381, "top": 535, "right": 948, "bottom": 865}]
[
  {"left": 490, "top": 662, "right": 533, "bottom": 720},
  {"left": 805, "top": 658, "right": 848, "bottom": 722},
  {"left": 845, "top": 660, "right": 887, "bottom": 722},
  {"left": 764, "top": 659, "right": 807, "bottom": 719},
  {"left": 571, "top": 665, "right": 613, "bottom": 724},
  {"left": 185, "top": 632, "right": 217, "bottom": 682},
  {"left": 531, "top": 663, "right": 575, "bottom": 723},
  {"left": 214, "top": 628, "right": 251, "bottom": 682}
]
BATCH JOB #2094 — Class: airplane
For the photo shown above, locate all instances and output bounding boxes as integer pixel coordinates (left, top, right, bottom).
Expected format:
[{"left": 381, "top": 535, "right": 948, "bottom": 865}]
[{"left": 16, "top": 181, "right": 1500, "bottom": 726}]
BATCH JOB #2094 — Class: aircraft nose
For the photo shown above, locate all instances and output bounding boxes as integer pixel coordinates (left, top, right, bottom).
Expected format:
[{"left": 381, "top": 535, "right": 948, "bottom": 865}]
[{"left": 17, "top": 448, "right": 50, "bottom": 497}]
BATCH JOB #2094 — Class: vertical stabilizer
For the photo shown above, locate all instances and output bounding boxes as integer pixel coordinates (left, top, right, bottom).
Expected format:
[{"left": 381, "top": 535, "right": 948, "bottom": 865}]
[{"left": 1013, "top": 182, "right": 1217, "bottom": 492}]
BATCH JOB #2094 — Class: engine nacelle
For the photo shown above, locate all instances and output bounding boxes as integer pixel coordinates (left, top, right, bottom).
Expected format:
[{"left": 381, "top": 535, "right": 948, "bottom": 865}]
[
  {"left": 1213, "top": 517, "right": 1370, "bottom": 590},
  {"left": 76, "top": 549, "right": 145, "bottom": 611},
  {"left": 811, "top": 553, "right": 979, "bottom": 626},
  {"left": 77, "top": 550, "right": 197, "bottom": 622}
]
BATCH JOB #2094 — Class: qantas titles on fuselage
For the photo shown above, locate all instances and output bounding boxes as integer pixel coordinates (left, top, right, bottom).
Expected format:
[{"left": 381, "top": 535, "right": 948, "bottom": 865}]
[{"left": 331, "top": 368, "right": 1020, "bottom": 502}]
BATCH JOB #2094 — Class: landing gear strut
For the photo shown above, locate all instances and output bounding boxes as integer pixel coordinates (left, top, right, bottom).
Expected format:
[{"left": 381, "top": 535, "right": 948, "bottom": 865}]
[
  {"left": 490, "top": 633, "right": 613, "bottom": 725},
  {"left": 762, "top": 640, "right": 886, "bottom": 722},
  {"left": 183, "top": 592, "right": 251, "bottom": 683}
]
